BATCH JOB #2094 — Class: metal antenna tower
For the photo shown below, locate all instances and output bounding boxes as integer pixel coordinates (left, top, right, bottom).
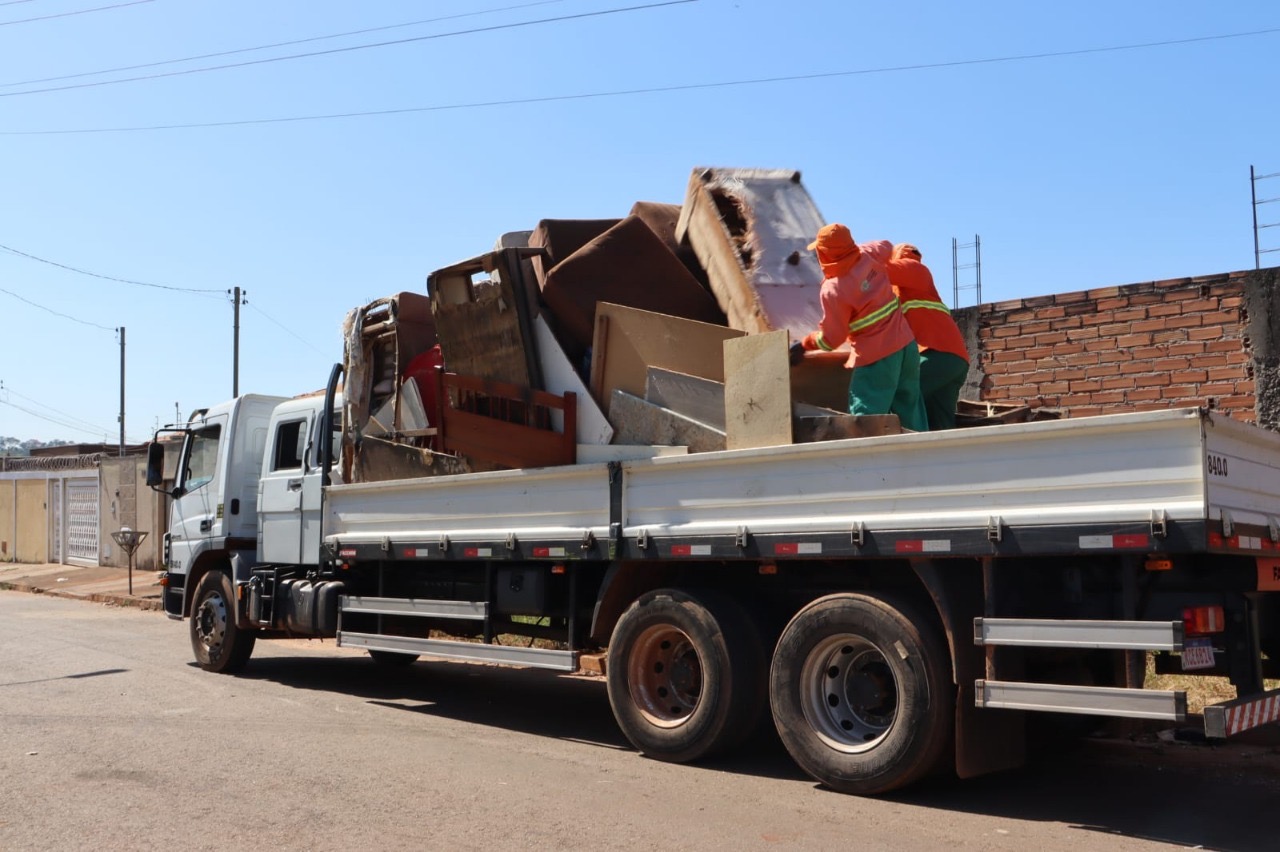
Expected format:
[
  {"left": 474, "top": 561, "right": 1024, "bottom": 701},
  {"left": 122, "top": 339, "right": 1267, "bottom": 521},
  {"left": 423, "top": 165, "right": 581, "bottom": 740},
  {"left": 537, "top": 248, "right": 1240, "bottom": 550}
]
[
  {"left": 1252, "top": 165, "right": 1280, "bottom": 269},
  {"left": 952, "top": 235, "right": 982, "bottom": 307}
]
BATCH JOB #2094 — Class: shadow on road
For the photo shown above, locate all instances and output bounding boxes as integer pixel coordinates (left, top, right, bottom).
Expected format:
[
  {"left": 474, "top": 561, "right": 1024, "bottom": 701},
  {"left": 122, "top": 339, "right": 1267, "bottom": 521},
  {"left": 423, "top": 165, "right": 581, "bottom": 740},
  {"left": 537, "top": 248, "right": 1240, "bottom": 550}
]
[
  {"left": 234, "top": 652, "right": 1278, "bottom": 851},
  {"left": 0, "top": 667, "right": 129, "bottom": 688}
]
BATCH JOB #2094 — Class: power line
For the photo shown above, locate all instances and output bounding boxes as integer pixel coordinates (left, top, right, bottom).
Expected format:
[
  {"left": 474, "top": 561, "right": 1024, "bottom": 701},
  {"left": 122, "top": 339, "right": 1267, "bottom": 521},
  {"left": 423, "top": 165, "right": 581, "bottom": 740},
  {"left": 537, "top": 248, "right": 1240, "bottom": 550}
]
[
  {"left": 245, "top": 302, "right": 331, "bottom": 358},
  {"left": 4, "top": 23, "right": 1276, "bottom": 136},
  {"left": 0, "top": 285, "right": 117, "bottom": 330},
  {"left": 0, "top": 1, "right": 47, "bottom": 7},
  {"left": 2, "top": 0, "right": 569, "bottom": 88},
  {"left": 1, "top": 381, "right": 114, "bottom": 434},
  {"left": 0, "top": 242, "right": 223, "bottom": 293},
  {"left": 0, "top": 398, "right": 126, "bottom": 441},
  {"left": 0, "top": 0, "right": 154, "bottom": 27},
  {"left": 0, "top": 1, "right": 698, "bottom": 99}
]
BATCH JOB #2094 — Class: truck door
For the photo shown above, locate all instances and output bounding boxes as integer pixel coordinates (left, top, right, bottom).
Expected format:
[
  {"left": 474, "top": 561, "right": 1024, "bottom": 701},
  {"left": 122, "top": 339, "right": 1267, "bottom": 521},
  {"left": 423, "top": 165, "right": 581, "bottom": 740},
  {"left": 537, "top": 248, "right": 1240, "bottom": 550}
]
[
  {"left": 169, "top": 417, "right": 226, "bottom": 575},
  {"left": 259, "top": 414, "right": 310, "bottom": 564},
  {"left": 299, "top": 404, "right": 340, "bottom": 566}
]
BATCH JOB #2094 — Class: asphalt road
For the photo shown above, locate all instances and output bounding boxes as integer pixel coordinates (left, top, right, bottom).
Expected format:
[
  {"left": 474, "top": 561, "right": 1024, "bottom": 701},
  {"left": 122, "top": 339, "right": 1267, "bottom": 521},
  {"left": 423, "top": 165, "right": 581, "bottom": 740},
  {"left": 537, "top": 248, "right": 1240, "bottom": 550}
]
[{"left": 1, "top": 591, "right": 1276, "bottom": 852}]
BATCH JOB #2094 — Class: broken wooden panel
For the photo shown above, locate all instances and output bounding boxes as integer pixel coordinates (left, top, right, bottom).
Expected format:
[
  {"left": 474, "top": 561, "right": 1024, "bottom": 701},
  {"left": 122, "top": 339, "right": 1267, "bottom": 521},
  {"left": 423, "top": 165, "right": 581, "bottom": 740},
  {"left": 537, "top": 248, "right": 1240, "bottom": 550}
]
[
  {"left": 610, "top": 390, "right": 726, "bottom": 453},
  {"left": 676, "top": 167, "right": 827, "bottom": 338},
  {"left": 723, "top": 331, "right": 792, "bottom": 450},
  {"left": 540, "top": 216, "right": 724, "bottom": 359},
  {"left": 352, "top": 434, "right": 471, "bottom": 484},
  {"left": 428, "top": 248, "right": 543, "bottom": 390},
  {"left": 794, "top": 414, "right": 901, "bottom": 444},
  {"left": 955, "top": 399, "right": 1063, "bottom": 427},
  {"left": 645, "top": 368, "right": 726, "bottom": 431},
  {"left": 590, "top": 302, "right": 744, "bottom": 416},
  {"left": 535, "top": 315, "right": 613, "bottom": 445}
]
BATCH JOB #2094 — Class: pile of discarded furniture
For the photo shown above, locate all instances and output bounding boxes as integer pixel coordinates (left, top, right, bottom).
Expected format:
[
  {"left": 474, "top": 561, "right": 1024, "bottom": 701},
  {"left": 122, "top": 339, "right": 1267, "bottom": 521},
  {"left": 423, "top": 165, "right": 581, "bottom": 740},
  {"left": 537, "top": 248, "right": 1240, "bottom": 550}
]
[{"left": 338, "top": 167, "right": 1053, "bottom": 481}]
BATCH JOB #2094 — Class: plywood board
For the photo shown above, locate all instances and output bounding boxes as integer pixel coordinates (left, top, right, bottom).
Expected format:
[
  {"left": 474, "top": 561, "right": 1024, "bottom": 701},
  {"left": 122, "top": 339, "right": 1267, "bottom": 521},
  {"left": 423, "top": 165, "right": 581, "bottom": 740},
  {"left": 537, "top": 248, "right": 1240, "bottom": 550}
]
[
  {"left": 590, "top": 302, "right": 743, "bottom": 415},
  {"left": 723, "top": 331, "right": 792, "bottom": 450},
  {"left": 645, "top": 368, "right": 725, "bottom": 431},
  {"left": 535, "top": 316, "right": 614, "bottom": 445},
  {"left": 790, "top": 351, "right": 852, "bottom": 412},
  {"left": 676, "top": 167, "right": 827, "bottom": 338}
]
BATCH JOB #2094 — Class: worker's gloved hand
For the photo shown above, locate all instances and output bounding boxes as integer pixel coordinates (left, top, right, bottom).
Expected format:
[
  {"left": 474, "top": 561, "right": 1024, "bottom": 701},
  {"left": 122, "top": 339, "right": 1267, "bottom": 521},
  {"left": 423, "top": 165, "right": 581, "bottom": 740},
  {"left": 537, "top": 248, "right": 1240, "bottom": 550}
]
[{"left": 788, "top": 340, "right": 806, "bottom": 366}]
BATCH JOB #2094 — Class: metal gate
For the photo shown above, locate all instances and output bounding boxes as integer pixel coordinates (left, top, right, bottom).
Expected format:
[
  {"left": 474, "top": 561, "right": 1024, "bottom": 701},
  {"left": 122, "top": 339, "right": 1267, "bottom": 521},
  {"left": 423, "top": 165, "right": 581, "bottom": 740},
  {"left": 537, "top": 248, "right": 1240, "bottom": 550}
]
[
  {"left": 50, "top": 479, "right": 63, "bottom": 564},
  {"left": 66, "top": 478, "right": 99, "bottom": 564}
]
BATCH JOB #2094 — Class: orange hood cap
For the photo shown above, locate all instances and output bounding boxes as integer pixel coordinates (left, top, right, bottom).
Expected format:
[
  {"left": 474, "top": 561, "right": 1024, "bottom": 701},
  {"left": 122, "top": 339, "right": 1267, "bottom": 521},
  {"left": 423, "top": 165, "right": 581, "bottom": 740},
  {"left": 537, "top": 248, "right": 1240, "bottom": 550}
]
[{"left": 807, "top": 223, "right": 859, "bottom": 264}]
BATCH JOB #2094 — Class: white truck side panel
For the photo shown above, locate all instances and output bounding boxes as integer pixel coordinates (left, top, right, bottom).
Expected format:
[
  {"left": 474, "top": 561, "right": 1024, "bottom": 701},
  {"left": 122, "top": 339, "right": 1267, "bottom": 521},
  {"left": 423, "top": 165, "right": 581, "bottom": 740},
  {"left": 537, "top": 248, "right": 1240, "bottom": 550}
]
[
  {"left": 621, "top": 409, "right": 1213, "bottom": 538},
  {"left": 325, "top": 462, "right": 612, "bottom": 544},
  {"left": 1203, "top": 412, "right": 1280, "bottom": 531}
]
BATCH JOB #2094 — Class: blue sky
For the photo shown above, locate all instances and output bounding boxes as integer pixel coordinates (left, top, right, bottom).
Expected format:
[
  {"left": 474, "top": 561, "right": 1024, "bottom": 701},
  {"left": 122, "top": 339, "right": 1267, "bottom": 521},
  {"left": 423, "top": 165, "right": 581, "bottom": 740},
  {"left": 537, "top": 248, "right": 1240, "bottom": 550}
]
[{"left": 2, "top": 0, "right": 1278, "bottom": 443}]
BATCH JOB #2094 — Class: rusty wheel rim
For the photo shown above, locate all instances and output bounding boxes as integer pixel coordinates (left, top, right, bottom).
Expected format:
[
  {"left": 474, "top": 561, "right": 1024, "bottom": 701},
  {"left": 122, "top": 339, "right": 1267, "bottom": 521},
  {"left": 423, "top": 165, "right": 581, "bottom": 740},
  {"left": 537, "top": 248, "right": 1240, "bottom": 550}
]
[{"left": 626, "top": 624, "right": 703, "bottom": 728}]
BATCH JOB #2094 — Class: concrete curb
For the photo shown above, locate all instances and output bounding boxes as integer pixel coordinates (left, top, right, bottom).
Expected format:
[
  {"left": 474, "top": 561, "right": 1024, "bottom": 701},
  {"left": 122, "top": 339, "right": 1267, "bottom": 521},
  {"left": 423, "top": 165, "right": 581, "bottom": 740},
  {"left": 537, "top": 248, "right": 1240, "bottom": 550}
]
[{"left": 0, "top": 580, "right": 164, "bottom": 611}]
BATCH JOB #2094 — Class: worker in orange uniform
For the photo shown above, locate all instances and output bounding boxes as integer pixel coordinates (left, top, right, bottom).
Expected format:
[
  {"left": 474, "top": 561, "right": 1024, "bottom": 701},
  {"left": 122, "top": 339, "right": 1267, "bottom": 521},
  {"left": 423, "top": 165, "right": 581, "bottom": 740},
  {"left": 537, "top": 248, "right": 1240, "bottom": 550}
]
[
  {"left": 794, "top": 224, "right": 927, "bottom": 431},
  {"left": 886, "top": 243, "right": 969, "bottom": 429}
]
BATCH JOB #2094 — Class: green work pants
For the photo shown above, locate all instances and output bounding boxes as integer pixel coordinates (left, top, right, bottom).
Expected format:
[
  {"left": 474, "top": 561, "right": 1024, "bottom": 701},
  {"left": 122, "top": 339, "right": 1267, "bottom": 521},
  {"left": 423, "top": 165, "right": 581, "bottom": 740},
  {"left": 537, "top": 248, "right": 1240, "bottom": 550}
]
[
  {"left": 919, "top": 349, "right": 969, "bottom": 430},
  {"left": 848, "top": 343, "right": 928, "bottom": 432}
]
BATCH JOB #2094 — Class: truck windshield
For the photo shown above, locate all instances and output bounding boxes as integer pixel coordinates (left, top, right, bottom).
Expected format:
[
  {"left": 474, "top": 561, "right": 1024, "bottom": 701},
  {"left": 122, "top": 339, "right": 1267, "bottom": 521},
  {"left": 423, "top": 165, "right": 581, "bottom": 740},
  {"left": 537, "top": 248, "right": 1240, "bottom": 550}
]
[{"left": 184, "top": 425, "right": 222, "bottom": 491}]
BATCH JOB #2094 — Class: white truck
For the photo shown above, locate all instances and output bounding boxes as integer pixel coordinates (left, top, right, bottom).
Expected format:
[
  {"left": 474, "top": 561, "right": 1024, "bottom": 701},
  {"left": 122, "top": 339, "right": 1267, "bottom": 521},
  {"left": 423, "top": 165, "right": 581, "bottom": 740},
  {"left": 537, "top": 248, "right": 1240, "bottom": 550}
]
[{"left": 148, "top": 373, "right": 1280, "bottom": 795}]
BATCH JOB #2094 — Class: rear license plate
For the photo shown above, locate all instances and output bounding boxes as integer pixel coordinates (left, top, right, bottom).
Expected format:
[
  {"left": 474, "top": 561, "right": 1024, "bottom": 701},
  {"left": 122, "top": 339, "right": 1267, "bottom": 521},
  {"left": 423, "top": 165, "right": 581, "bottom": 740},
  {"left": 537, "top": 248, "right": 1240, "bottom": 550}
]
[{"left": 1181, "top": 637, "right": 1216, "bottom": 671}]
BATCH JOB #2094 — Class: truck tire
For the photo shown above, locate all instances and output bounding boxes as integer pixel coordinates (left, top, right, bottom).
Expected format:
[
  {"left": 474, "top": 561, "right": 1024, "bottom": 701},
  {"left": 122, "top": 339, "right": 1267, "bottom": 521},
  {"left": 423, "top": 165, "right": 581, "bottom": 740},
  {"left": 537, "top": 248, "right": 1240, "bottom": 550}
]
[
  {"left": 190, "top": 570, "right": 256, "bottom": 673},
  {"left": 607, "top": 588, "right": 766, "bottom": 763},
  {"left": 769, "top": 592, "right": 952, "bottom": 795},
  {"left": 368, "top": 650, "right": 419, "bottom": 667}
]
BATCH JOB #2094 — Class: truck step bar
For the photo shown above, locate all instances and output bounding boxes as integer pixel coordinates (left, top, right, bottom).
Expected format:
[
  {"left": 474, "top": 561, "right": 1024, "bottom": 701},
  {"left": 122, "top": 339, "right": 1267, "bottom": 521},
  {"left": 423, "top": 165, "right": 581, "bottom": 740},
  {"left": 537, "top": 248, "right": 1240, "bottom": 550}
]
[
  {"left": 337, "top": 594, "right": 577, "bottom": 671},
  {"left": 338, "top": 631, "right": 578, "bottom": 671},
  {"left": 341, "top": 595, "right": 487, "bottom": 621},
  {"left": 974, "top": 617, "right": 1185, "bottom": 651},
  {"left": 974, "top": 616, "right": 1188, "bottom": 723},
  {"left": 976, "top": 680, "right": 1187, "bottom": 721}
]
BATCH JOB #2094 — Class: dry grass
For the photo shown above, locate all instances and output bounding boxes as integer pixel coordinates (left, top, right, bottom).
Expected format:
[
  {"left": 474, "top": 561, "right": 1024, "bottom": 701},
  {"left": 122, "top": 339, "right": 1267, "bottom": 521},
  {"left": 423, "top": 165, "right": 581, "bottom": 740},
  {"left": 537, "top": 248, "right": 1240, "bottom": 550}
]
[{"left": 1144, "top": 653, "right": 1280, "bottom": 714}]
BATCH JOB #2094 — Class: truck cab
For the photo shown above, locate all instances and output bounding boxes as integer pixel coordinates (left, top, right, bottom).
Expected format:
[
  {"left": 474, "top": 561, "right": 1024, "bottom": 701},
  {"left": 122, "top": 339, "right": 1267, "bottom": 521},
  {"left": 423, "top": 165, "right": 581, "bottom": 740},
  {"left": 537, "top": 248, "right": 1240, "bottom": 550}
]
[{"left": 152, "top": 394, "right": 285, "bottom": 618}]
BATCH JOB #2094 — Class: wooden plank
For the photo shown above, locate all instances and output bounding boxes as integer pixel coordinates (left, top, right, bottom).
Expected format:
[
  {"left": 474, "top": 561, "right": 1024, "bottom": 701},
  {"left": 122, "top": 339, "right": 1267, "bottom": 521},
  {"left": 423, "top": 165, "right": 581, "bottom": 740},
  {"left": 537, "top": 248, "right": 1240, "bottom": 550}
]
[
  {"left": 589, "top": 303, "right": 743, "bottom": 416},
  {"left": 723, "top": 331, "right": 792, "bottom": 450},
  {"left": 535, "top": 316, "right": 614, "bottom": 445},
  {"left": 610, "top": 391, "right": 726, "bottom": 453},
  {"left": 644, "top": 368, "right": 725, "bottom": 431}
]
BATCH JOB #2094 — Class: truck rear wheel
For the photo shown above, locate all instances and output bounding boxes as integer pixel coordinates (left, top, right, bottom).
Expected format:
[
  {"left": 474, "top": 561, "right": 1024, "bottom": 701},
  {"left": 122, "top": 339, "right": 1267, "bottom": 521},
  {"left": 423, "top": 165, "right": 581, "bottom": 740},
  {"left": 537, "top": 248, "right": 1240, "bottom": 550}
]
[
  {"left": 769, "top": 593, "right": 952, "bottom": 795},
  {"left": 190, "top": 570, "right": 256, "bottom": 673},
  {"left": 607, "top": 588, "right": 766, "bottom": 763}
]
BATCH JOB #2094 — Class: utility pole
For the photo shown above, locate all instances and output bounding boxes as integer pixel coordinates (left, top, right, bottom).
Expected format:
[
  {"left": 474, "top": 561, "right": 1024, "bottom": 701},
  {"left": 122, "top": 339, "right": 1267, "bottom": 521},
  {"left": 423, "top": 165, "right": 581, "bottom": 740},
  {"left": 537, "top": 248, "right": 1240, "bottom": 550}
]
[
  {"left": 118, "top": 326, "right": 126, "bottom": 457},
  {"left": 175, "top": 401, "right": 181, "bottom": 425},
  {"left": 230, "top": 287, "right": 246, "bottom": 397}
]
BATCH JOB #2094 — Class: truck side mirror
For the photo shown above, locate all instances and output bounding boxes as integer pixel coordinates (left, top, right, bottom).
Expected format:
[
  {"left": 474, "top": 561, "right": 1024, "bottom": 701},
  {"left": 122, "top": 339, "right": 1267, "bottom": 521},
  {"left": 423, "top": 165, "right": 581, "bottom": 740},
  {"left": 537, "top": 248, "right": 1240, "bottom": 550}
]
[{"left": 145, "top": 442, "right": 166, "bottom": 488}]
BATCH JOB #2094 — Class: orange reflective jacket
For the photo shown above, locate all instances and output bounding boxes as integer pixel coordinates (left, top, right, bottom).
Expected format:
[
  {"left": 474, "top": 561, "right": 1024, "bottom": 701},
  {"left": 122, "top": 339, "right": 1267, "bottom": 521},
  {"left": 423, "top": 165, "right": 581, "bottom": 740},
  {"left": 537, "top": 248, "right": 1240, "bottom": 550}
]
[{"left": 886, "top": 253, "right": 968, "bottom": 361}]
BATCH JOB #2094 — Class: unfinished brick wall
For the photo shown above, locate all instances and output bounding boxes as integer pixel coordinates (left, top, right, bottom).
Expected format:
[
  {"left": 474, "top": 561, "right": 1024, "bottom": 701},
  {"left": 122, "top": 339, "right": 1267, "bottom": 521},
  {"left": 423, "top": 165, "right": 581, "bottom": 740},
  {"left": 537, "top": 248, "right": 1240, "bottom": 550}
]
[{"left": 955, "top": 267, "right": 1280, "bottom": 430}]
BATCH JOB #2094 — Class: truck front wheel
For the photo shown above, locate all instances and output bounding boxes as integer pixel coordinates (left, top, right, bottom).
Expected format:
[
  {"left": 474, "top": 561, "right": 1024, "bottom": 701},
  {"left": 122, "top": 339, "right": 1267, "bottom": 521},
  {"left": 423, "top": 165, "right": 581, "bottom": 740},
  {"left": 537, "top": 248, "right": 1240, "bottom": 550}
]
[
  {"left": 190, "top": 570, "right": 256, "bottom": 673},
  {"left": 607, "top": 588, "right": 766, "bottom": 763},
  {"left": 769, "top": 593, "right": 952, "bottom": 795}
]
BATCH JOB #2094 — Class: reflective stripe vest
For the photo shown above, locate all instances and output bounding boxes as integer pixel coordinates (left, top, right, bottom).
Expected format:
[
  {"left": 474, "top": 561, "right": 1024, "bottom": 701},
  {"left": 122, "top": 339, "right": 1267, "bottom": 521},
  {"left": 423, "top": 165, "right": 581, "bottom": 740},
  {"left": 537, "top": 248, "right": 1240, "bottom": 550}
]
[
  {"left": 816, "top": 240, "right": 915, "bottom": 368},
  {"left": 887, "top": 258, "right": 968, "bottom": 361}
]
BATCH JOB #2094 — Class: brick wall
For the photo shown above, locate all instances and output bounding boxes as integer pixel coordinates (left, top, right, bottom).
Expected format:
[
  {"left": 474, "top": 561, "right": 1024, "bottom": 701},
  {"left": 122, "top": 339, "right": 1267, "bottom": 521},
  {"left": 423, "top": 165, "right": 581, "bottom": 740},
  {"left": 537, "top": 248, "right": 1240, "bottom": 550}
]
[{"left": 955, "top": 267, "right": 1280, "bottom": 430}]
